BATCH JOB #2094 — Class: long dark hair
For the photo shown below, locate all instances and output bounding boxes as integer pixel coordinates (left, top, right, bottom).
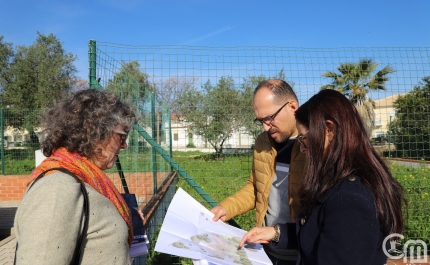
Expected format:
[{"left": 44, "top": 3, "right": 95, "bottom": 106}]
[{"left": 295, "top": 89, "right": 404, "bottom": 234}]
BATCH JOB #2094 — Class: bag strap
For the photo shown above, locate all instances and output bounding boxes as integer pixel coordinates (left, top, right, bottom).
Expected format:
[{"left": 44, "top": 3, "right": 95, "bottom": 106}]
[{"left": 14, "top": 168, "right": 89, "bottom": 265}]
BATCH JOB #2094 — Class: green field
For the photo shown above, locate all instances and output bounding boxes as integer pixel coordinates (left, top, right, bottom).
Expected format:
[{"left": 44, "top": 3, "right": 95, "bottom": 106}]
[{"left": 389, "top": 160, "right": 430, "bottom": 247}]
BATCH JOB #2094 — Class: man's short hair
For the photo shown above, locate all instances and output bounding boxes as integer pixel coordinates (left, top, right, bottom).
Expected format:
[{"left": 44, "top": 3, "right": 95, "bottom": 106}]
[{"left": 254, "top": 79, "right": 298, "bottom": 104}]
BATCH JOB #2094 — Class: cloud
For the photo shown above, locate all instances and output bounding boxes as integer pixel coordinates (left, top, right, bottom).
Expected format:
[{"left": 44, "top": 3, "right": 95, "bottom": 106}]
[{"left": 182, "top": 26, "right": 237, "bottom": 45}]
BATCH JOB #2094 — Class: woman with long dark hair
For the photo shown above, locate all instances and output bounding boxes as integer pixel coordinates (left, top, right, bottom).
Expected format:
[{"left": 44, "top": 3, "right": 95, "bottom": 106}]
[{"left": 240, "top": 89, "right": 404, "bottom": 264}]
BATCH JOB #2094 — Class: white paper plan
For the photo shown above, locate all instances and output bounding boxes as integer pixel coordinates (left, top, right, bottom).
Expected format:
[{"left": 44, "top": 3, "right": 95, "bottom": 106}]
[{"left": 154, "top": 188, "right": 272, "bottom": 265}]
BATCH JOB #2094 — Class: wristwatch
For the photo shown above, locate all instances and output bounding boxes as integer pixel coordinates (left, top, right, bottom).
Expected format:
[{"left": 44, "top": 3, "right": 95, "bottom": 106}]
[{"left": 272, "top": 224, "right": 281, "bottom": 242}]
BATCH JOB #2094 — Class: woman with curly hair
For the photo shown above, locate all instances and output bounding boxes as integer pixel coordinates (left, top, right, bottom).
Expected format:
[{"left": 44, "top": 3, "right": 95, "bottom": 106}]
[
  {"left": 240, "top": 89, "right": 404, "bottom": 265},
  {"left": 14, "top": 89, "right": 137, "bottom": 264}
]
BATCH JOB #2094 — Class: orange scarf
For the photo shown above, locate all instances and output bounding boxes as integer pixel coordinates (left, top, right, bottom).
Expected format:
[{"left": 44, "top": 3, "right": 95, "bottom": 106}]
[{"left": 29, "top": 147, "right": 133, "bottom": 245}]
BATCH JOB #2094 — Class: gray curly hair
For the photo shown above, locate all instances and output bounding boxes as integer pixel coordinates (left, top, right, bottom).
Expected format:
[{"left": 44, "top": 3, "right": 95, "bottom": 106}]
[{"left": 40, "top": 89, "right": 137, "bottom": 158}]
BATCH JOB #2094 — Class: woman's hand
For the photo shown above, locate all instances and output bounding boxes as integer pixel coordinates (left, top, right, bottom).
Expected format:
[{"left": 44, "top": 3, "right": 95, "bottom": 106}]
[{"left": 238, "top": 226, "right": 275, "bottom": 248}]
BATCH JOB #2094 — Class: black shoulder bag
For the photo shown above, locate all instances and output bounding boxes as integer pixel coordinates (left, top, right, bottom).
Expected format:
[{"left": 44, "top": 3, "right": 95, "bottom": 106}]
[{"left": 14, "top": 168, "right": 90, "bottom": 265}]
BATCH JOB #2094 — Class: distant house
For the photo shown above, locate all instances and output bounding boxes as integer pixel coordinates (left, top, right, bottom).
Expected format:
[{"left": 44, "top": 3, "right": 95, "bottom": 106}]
[
  {"left": 1, "top": 126, "right": 43, "bottom": 148},
  {"left": 2, "top": 126, "right": 30, "bottom": 147},
  {"left": 371, "top": 94, "right": 404, "bottom": 141}
]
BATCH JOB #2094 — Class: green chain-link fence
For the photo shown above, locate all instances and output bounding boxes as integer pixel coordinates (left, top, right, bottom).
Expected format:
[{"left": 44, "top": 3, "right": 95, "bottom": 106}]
[
  {"left": 0, "top": 108, "right": 43, "bottom": 175},
  {"left": 1, "top": 43, "right": 428, "bottom": 263},
  {"left": 91, "top": 43, "right": 429, "bottom": 263}
]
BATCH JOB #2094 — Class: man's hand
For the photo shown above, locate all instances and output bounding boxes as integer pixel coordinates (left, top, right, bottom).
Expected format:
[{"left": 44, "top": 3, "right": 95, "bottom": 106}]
[{"left": 210, "top": 205, "right": 227, "bottom": 222}]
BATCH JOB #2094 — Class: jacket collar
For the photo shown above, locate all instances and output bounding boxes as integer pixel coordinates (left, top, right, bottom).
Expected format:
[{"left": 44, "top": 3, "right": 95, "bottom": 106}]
[{"left": 263, "top": 131, "right": 302, "bottom": 158}]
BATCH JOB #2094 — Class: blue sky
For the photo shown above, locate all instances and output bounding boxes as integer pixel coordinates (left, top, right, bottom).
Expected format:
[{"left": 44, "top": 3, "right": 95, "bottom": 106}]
[{"left": 1, "top": 0, "right": 429, "bottom": 80}]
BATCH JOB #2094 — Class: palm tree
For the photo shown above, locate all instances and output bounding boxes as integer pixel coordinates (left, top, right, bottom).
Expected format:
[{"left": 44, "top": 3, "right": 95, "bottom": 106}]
[{"left": 321, "top": 59, "right": 395, "bottom": 137}]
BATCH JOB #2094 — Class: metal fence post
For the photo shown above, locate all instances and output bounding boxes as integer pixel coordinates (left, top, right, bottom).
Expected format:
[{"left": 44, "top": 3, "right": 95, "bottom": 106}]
[
  {"left": 1, "top": 109, "right": 4, "bottom": 175},
  {"left": 88, "top": 40, "right": 103, "bottom": 89},
  {"left": 151, "top": 92, "right": 158, "bottom": 194},
  {"left": 388, "top": 115, "right": 392, "bottom": 158},
  {"left": 168, "top": 105, "right": 173, "bottom": 171}
]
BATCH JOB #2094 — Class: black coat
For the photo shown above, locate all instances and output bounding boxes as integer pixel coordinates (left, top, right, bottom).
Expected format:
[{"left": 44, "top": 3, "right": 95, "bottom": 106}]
[{"left": 277, "top": 176, "right": 388, "bottom": 265}]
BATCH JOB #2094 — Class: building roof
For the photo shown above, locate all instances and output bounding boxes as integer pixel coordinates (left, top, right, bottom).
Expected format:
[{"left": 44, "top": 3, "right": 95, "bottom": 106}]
[{"left": 374, "top": 94, "right": 405, "bottom": 108}]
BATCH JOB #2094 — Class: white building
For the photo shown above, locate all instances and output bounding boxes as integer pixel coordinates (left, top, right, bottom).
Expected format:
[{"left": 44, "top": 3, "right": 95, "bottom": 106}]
[{"left": 168, "top": 117, "right": 256, "bottom": 151}]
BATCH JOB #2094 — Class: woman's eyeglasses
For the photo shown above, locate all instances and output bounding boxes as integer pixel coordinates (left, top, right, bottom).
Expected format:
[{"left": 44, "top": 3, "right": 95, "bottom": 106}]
[
  {"left": 297, "top": 130, "right": 309, "bottom": 148},
  {"left": 112, "top": 129, "right": 128, "bottom": 145}
]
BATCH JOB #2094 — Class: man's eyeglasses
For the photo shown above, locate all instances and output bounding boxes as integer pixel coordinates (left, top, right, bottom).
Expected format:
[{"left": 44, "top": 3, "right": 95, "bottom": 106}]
[
  {"left": 297, "top": 130, "right": 309, "bottom": 148},
  {"left": 113, "top": 129, "right": 128, "bottom": 145},
  {"left": 254, "top": 101, "right": 290, "bottom": 125}
]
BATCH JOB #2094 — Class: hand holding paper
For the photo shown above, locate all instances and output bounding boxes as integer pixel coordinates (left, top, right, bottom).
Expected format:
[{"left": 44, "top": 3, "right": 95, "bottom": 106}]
[{"left": 154, "top": 188, "right": 272, "bottom": 265}]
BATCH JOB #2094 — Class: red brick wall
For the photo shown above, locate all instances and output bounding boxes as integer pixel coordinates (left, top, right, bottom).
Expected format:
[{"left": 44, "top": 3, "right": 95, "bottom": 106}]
[
  {"left": 0, "top": 175, "right": 29, "bottom": 201},
  {"left": 0, "top": 172, "right": 170, "bottom": 202}
]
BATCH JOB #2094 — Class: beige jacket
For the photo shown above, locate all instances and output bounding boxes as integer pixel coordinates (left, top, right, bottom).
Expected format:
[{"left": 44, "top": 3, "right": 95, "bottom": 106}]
[
  {"left": 219, "top": 132, "right": 306, "bottom": 226},
  {"left": 14, "top": 172, "right": 131, "bottom": 265}
]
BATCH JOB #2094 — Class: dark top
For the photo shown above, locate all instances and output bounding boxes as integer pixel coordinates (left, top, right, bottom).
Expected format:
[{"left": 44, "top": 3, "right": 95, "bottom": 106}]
[
  {"left": 275, "top": 138, "right": 295, "bottom": 164},
  {"left": 275, "top": 175, "right": 388, "bottom": 265}
]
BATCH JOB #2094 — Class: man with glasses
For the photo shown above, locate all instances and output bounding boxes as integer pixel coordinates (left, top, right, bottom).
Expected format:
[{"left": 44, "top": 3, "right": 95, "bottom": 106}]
[{"left": 211, "top": 79, "right": 306, "bottom": 265}]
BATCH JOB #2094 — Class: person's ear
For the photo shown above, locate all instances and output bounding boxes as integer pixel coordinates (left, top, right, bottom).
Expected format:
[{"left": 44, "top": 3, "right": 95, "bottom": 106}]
[
  {"left": 289, "top": 100, "right": 299, "bottom": 112},
  {"left": 325, "top": 120, "right": 335, "bottom": 142}
]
